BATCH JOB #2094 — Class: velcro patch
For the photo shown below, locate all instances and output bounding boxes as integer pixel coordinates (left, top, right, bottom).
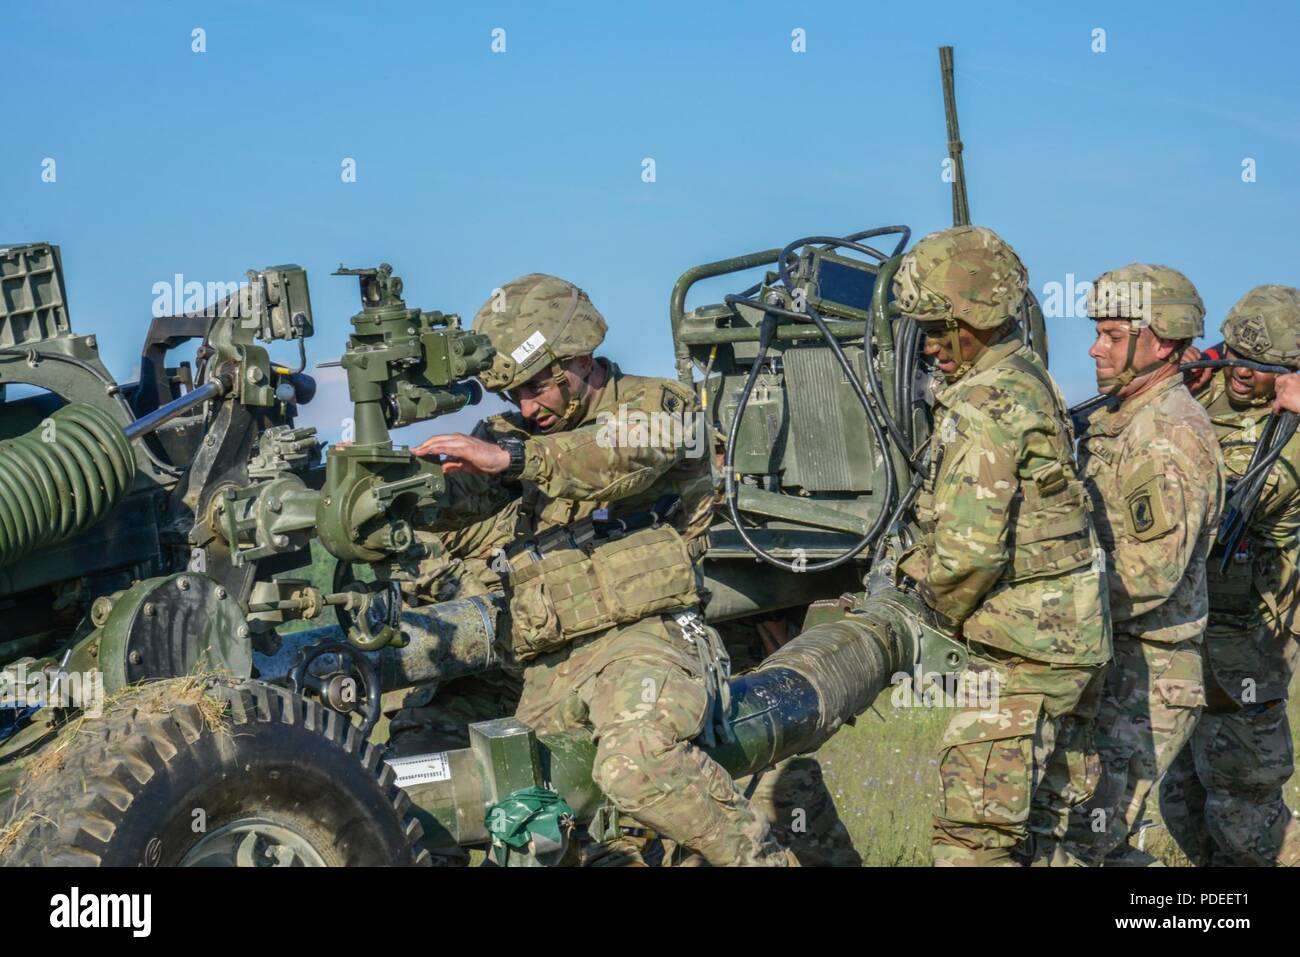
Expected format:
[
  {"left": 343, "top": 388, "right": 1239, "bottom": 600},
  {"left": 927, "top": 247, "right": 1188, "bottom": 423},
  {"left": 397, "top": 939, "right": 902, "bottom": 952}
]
[
  {"left": 511, "top": 330, "right": 547, "bottom": 365},
  {"left": 1125, "top": 478, "right": 1171, "bottom": 541}
]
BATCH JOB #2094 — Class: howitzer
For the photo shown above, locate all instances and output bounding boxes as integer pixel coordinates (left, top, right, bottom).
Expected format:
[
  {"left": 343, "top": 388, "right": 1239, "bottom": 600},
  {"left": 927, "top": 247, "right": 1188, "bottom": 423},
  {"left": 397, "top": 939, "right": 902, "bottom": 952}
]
[{"left": 367, "top": 587, "right": 965, "bottom": 864}]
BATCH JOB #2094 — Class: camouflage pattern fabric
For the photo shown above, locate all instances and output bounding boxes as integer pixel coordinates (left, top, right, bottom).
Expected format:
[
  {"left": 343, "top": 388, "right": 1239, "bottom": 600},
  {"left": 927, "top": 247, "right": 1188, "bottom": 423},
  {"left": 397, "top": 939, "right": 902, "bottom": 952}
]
[
  {"left": 1219, "top": 285, "right": 1300, "bottom": 367},
  {"left": 1086, "top": 263, "right": 1205, "bottom": 341},
  {"left": 894, "top": 324, "right": 1112, "bottom": 864},
  {"left": 516, "top": 614, "right": 789, "bottom": 866},
  {"left": 415, "top": 358, "right": 786, "bottom": 865},
  {"left": 1161, "top": 685, "right": 1300, "bottom": 866},
  {"left": 899, "top": 331, "right": 1111, "bottom": 665},
  {"left": 431, "top": 359, "right": 714, "bottom": 545},
  {"left": 722, "top": 618, "right": 862, "bottom": 866},
  {"left": 1062, "top": 638, "right": 1205, "bottom": 864},
  {"left": 931, "top": 643, "right": 1106, "bottom": 866},
  {"left": 893, "top": 225, "right": 1028, "bottom": 330},
  {"left": 1076, "top": 374, "right": 1224, "bottom": 646},
  {"left": 1195, "top": 372, "right": 1300, "bottom": 702},
  {"left": 472, "top": 273, "right": 608, "bottom": 394},
  {"left": 1063, "top": 373, "right": 1224, "bottom": 864},
  {"left": 1157, "top": 367, "right": 1300, "bottom": 865}
]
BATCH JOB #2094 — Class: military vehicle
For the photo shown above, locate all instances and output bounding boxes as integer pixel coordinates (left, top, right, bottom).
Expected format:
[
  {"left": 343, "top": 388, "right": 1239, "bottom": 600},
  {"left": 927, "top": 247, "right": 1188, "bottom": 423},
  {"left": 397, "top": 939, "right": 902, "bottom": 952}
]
[{"left": 0, "top": 47, "right": 1056, "bottom": 867}]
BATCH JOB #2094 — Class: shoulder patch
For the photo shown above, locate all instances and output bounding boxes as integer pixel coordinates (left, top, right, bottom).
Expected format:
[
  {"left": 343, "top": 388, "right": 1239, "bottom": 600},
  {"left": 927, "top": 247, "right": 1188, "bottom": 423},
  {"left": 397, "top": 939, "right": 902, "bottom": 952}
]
[
  {"left": 1125, "top": 478, "right": 1171, "bottom": 542},
  {"left": 652, "top": 377, "right": 698, "bottom": 415}
]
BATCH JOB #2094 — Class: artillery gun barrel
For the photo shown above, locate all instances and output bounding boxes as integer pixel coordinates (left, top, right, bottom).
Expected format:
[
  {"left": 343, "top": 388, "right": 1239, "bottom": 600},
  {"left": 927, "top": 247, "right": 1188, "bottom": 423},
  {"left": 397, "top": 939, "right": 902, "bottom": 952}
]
[{"left": 399, "top": 588, "right": 952, "bottom": 851}]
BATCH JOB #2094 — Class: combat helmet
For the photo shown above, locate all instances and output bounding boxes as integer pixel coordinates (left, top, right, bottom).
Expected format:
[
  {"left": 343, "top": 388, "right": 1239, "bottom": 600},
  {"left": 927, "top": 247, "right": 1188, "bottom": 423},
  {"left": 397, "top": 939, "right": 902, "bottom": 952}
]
[
  {"left": 1086, "top": 263, "right": 1204, "bottom": 394},
  {"left": 893, "top": 225, "right": 1028, "bottom": 378},
  {"left": 1221, "top": 285, "right": 1300, "bottom": 369},
  {"left": 473, "top": 273, "right": 608, "bottom": 431}
]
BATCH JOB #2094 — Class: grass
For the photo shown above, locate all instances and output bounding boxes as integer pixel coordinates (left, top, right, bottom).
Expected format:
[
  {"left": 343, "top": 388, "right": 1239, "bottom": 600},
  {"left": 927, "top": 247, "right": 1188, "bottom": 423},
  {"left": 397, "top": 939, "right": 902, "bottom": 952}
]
[{"left": 814, "top": 686, "right": 1300, "bottom": 866}]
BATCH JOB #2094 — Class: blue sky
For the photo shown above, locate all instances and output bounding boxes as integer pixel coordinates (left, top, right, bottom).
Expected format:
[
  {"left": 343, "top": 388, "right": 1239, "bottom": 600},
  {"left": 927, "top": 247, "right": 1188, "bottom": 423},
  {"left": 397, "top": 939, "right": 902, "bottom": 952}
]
[{"left": 5, "top": 0, "right": 1298, "bottom": 436}]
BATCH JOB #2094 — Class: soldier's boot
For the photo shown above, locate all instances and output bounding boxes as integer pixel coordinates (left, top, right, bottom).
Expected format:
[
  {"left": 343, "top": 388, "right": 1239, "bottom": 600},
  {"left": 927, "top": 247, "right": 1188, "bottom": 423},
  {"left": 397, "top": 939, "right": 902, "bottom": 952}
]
[
  {"left": 741, "top": 755, "right": 863, "bottom": 867},
  {"left": 1157, "top": 736, "right": 1215, "bottom": 866},
  {"left": 589, "top": 658, "right": 791, "bottom": 867},
  {"left": 1199, "top": 702, "right": 1300, "bottom": 866}
]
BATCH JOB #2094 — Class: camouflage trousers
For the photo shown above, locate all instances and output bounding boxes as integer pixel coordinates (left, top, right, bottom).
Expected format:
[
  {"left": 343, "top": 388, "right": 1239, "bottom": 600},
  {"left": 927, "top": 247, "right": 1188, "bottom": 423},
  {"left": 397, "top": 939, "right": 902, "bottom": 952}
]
[
  {"left": 517, "top": 613, "right": 790, "bottom": 867},
  {"left": 1061, "top": 636, "right": 1204, "bottom": 865},
  {"left": 1158, "top": 620, "right": 1300, "bottom": 867},
  {"left": 1160, "top": 698, "right": 1300, "bottom": 867},
  {"left": 735, "top": 757, "right": 863, "bottom": 867},
  {"left": 931, "top": 642, "right": 1106, "bottom": 866}
]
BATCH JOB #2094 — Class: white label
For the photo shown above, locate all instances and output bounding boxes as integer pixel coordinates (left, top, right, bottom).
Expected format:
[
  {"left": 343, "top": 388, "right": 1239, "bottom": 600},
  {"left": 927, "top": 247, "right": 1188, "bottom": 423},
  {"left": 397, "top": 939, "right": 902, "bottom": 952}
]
[
  {"left": 510, "top": 330, "right": 547, "bottom": 365},
  {"left": 386, "top": 752, "right": 452, "bottom": 787}
]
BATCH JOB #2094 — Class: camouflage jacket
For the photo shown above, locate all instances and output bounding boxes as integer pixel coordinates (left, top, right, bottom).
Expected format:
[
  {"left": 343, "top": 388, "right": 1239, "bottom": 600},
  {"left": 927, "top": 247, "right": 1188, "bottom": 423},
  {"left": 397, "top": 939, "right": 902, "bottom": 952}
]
[
  {"left": 899, "top": 331, "right": 1111, "bottom": 665},
  {"left": 1196, "top": 371, "right": 1300, "bottom": 702},
  {"left": 1078, "top": 373, "right": 1225, "bottom": 645},
  {"left": 422, "top": 358, "right": 713, "bottom": 585}
]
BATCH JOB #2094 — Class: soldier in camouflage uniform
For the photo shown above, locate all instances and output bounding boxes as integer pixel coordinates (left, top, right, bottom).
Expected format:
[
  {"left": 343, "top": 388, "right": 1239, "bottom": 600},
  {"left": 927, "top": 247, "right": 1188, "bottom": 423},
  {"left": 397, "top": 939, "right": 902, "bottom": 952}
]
[
  {"left": 398, "top": 273, "right": 790, "bottom": 866},
  {"left": 1060, "top": 264, "right": 1225, "bottom": 866},
  {"left": 1160, "top": 285, "right": 1300, "bottom": 866},
  {"left": 893, "top": 226, "right": 1112, "bottom": 866}
]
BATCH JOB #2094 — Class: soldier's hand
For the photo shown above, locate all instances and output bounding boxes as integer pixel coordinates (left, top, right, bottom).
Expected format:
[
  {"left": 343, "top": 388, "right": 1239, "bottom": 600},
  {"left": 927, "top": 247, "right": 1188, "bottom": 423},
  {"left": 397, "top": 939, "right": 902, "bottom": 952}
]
[
  {"left": 1181, "top": 345, "right": 1212, "bottom": 393},
  {"left": 1274, "top": 373, "right": 1300, "bottom": 415},
  {"left": 411, "top": 433, "right": 511, "bottom": 475}
]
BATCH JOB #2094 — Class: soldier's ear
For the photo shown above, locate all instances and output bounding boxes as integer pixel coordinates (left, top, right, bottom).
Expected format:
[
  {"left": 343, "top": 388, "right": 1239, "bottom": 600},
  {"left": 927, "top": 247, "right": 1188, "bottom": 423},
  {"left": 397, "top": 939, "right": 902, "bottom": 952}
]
[{"left": 1149, "top": 332, "right": 1179, "bottom": 362}]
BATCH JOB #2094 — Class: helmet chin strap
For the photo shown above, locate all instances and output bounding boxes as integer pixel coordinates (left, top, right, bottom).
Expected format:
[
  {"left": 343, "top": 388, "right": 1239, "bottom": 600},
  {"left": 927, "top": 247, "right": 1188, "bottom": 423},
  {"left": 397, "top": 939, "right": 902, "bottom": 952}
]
[
  {"left": 534, "top": 353, "right": 589, "bottom": 434},
  {"left": 935, "top": 319, "right": 978, "bottom": 380},
  {"left": 1096, "top": 319, "right": 1177, "bottom": 396}
]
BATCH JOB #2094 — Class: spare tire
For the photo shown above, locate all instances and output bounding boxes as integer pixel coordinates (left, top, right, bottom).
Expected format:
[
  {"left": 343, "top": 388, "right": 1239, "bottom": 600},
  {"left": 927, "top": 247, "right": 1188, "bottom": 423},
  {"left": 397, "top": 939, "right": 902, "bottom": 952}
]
[{"left": 0, "top": 677, "right": 429, "bottom": 866}]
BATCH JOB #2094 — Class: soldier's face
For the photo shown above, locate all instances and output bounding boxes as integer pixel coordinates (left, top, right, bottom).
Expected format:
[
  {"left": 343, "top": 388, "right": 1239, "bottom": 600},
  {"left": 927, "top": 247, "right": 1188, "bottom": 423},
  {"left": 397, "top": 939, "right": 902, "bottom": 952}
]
[
  {"left": 1224, "top": 347, "right": 1276, "bottom": 403},
  {"left": 918, "top": 321, "right": 981, "bottom": 375},
  {"left": 508, "top": 357, "right": 593, "bottom": 428},
  {"left": 1089, "top": 321, "right": 1173, "bottom": 395}
]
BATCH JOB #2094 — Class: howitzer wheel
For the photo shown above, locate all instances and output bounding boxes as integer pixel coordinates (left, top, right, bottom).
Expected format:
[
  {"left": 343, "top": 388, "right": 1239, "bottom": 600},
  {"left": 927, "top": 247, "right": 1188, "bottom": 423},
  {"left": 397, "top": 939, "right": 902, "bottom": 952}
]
[{"left": 0, "top": 677, "right": 430, "bottom": 867}]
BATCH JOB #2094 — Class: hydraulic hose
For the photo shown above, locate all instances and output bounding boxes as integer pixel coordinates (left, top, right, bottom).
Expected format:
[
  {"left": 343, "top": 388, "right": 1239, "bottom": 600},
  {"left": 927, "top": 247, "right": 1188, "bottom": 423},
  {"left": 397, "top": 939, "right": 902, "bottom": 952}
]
[{"left": 0, "top": 404, "right": 136, "bottom": 567}]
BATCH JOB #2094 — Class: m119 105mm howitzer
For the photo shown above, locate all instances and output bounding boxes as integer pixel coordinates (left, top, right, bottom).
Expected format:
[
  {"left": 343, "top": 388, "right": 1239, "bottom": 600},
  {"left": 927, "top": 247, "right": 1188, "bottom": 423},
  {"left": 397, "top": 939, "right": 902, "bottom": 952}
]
[{"left": 2, "top": 47, "right": 1011, "bottom": 867}]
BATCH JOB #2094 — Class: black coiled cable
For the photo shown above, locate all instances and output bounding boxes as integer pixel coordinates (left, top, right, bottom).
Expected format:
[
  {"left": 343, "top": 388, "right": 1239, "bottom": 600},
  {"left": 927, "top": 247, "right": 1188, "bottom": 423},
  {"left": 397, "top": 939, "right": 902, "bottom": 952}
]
[{"left": 719, "top": 228, "right": 914, "bottom": 572}]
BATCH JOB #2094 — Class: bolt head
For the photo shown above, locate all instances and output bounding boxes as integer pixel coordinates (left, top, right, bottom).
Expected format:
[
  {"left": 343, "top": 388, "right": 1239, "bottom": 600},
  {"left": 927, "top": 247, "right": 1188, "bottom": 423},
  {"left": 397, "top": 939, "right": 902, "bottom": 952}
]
[
  {"left": 216, "top": 587, "right": 227, "bottom": 599},
  {"left": 129, "top": 650, "right": 143, "bottom": 665},
  {"left": 91, "top": 596, "right": 114, "bottom": 626},
  {"left": 142, "top": 602, "right": 156, "bottom": 617},
  {"left": 237, "top": 625, "right": 250, "bottom": 639},
  {"left": 176, "top": 577, "right": 190, "bottom": 591}
]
